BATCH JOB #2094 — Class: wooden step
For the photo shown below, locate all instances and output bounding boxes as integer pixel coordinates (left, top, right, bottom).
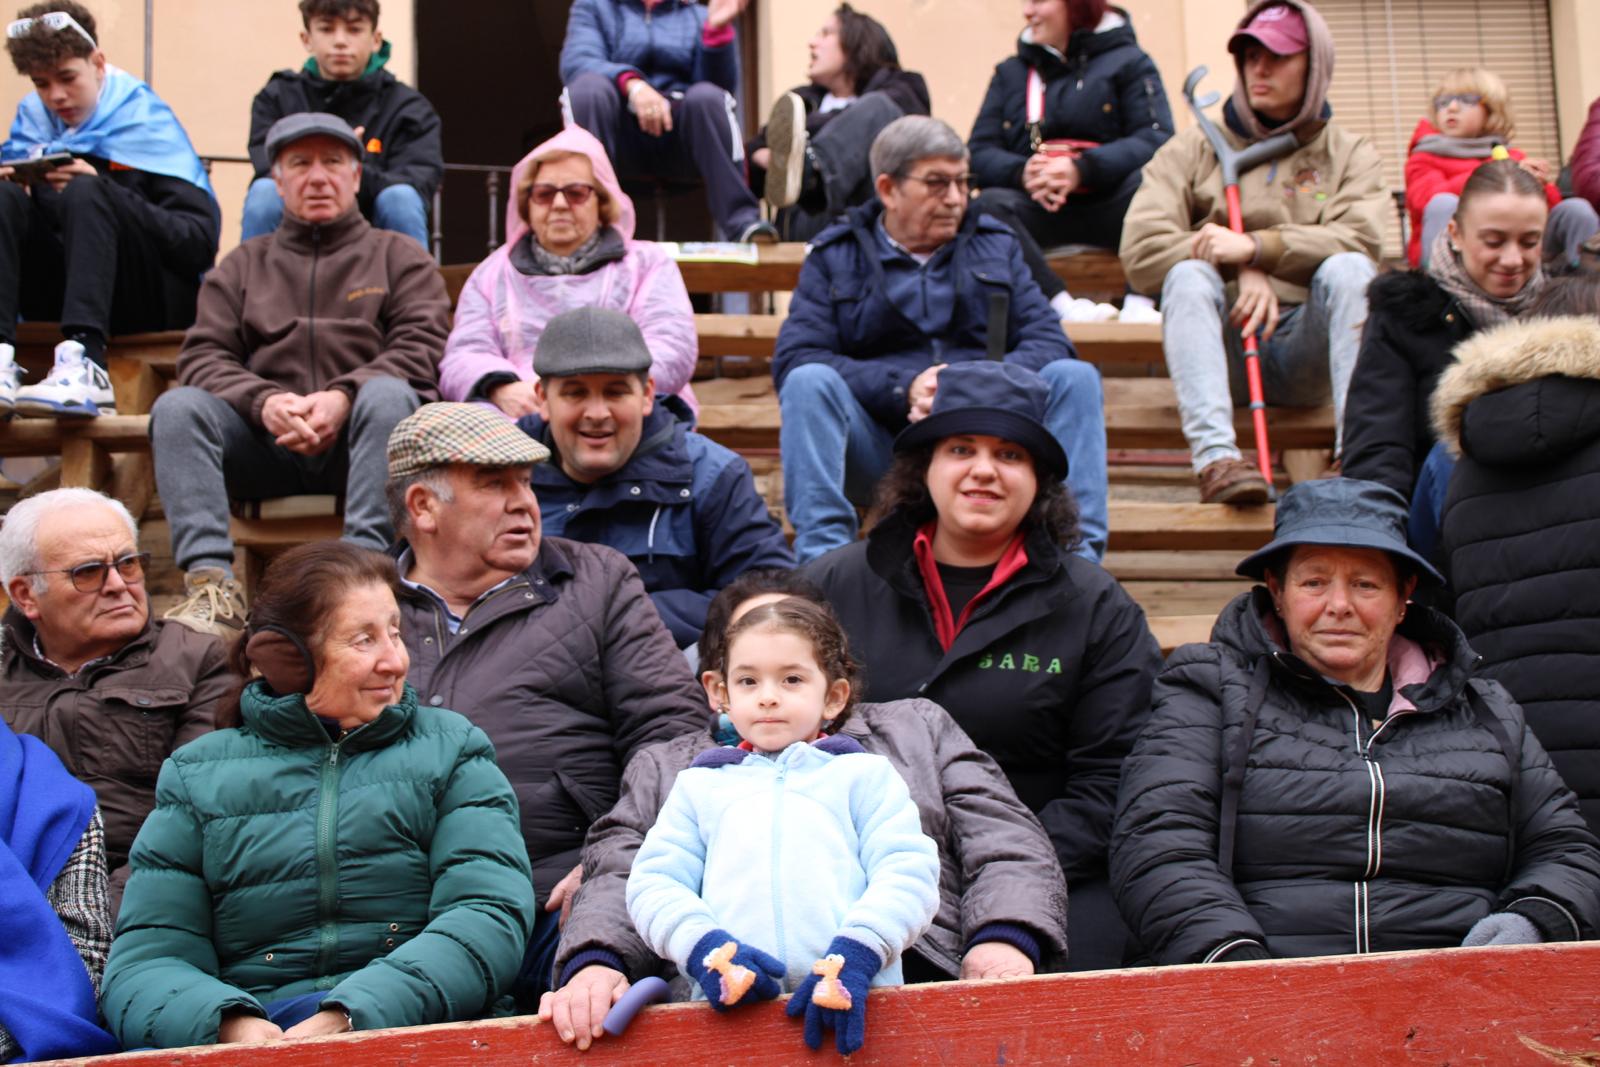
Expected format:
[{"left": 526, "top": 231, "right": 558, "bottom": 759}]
[
  {"left": 1108, "top": 500, "right": 1275, "bottom": 552},
  {"left": 1149, "top": 613, "right": 1217, "bottom": 653}
]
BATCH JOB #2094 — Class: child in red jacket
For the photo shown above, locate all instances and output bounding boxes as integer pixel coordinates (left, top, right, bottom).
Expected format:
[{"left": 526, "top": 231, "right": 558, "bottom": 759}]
[{"left": 1406, "top": 67, "right": 1595, "bottom": 269}]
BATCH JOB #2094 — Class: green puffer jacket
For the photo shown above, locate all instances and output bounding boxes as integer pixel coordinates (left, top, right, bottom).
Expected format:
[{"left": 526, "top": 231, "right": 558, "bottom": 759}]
[{"left": 102, "top": 682, "right": 535, "bottom": 1050}]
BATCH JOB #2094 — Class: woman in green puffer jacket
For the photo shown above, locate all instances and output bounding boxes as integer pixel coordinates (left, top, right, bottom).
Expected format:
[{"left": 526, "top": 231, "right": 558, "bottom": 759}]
[{"left": 102, "top": 542, "right": 536, "bottom": 1050}]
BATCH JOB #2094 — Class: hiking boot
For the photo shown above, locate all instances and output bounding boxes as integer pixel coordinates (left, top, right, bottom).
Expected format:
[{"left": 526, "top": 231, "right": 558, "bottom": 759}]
[
  {"left": 163, "top": 568, "right": 247, "bottom": 637},
  {"left": 763, "top": 91, "right": 808, "bottom": 209},
  {"left": 1198, "top": 457, "right": 1271, "bottom": 505},
  {"left": 0, "top": 343, "right": 19, "bottom": 418},
  {"left": 12, "top": 340, "right": 115, "bottom": 419}
]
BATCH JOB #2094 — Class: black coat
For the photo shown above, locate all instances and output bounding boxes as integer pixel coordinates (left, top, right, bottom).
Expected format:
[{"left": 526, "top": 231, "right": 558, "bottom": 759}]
[
  {"left": 248, "top": 60, "right": 444, "bottom": 214},
  {"left": 968, "top": 10, "right": 1172, "bottom": 206},
  {"left": 1341, "top": 271, "right": 1476, "bottom": 497},
  {"left": 1434, "top": 315, "right": 1600, "bottom": 837},
  {"left": 1111, "top": 588, "right": 1600, "bottom": 965},
  {"left": 803, "top": 512, "right": 1161, "bottom": 883}
]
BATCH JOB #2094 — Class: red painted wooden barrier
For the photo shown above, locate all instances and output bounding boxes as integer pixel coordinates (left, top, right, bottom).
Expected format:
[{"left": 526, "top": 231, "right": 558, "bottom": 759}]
[{"left": 37, "top": 943, "right": 1600, "bottom": 1066}]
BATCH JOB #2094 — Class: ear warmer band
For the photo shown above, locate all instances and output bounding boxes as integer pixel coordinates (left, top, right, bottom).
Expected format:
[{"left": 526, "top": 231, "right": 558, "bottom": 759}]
[{"left": 244, "top": 624, "right": 316, "bottom": 695}]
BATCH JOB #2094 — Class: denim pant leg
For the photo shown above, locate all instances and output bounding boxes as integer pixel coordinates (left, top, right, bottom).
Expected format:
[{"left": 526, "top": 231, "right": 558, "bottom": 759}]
[
  {"left": 240, "top": 178, "right": 284, "bottom": 242},
  {"left": 1545, "top": 197, "right": 1600, "bottom": 269},
  {"left": 1407, "top": 440, "right": 1456, "bottom": 559},
  {"left": 1418, "top": 193, "right": 1458, "bottom": 268},
  {"left": 562, "top": 73, "right": 626, "bottom": 163},
  {"left": 372, "top": 184, "right": 430, "bottom": 249},
  {"left": 1039, "top": 358, "right": 1107, "bottom": 560},
  {"left": 780, "top": 363, "right": 896, "bottom": 563},
  {"left": 151, "top": 386, "right": 311, "bottom": 573},
  {"left": 344, "top": 376, "right": 419, "bottom": 550},
  {"left": 1260, "top": 252, "right": 1375, "bottom": 454},
  {"left": 1161, "top": 260, "right": 1239, "bottom": 471}
]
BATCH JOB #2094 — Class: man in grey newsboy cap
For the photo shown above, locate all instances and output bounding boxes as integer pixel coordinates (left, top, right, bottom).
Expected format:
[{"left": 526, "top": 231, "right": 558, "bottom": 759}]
[
  {"left": 514, "top": 307, "right": 793, "bottom": 649},
  {"left": 384, "top": 399, "right": 708, "bottom": 1006},
  {"left": 152, "top": 110, "right": 450, "bottom": 636}
]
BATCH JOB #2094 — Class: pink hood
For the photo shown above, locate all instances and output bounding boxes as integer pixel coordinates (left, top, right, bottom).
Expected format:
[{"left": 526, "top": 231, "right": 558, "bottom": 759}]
[{"left": 506, "top": 126, "right": 636, "bottom": 248}]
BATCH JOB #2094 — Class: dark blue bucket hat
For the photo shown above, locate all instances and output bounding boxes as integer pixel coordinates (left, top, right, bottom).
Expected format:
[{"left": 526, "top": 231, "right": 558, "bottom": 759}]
[
  {"left": 893, "top": 362, "right": 1068, "bottom": 481},
  {"left": 1235, "top": 477, "right": 1445, "bottom": 585}
]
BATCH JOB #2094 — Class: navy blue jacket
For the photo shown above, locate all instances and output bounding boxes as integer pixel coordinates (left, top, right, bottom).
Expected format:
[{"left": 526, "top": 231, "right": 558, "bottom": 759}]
[
  {"left": 771, "top": 201, "right": 1075, "bottom": 429},
  {"left": 520, "top": 401, "right": 794, "bottom": 648},
  {"left": 559, "top": 0, "right": 739, "bottom": 96},
  {"left": 969, "top": 12, "right": 1172, "bottom": 206}
]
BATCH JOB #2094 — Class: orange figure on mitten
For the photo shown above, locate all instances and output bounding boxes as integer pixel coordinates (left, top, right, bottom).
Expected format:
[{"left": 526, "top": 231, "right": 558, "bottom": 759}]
[
  {"left": 809, "top": 953, "right": 853, "bottom": 1010},
  {"left": 703, "top": 940, "right": 758, "bottom": 1006}
]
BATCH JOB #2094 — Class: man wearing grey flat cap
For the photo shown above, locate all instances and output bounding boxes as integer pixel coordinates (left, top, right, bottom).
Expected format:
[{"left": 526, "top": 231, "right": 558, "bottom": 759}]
[
  {"left": 152, "top": 110, "right": 450, "bottom": 636},
  {"left": 515, "top": 307, "right": 793, "bottom": 650}
]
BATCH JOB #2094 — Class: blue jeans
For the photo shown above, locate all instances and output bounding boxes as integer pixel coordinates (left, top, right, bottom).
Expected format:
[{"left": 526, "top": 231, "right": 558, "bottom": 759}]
[
  {"left": 1408, "top": 440, "right": 1456, "bottom": 560},
  {"left": 511, "top": 906, "right": 563, "bottom": 1008},
  {"left": 241, "top": 177, "right": 430, "bottom": 248},
  {"left": 780, "top": 359, "right": 1108, "bottom": 563}
]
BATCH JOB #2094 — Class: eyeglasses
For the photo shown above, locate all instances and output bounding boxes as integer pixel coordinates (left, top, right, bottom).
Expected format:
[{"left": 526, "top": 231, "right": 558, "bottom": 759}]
[
  {"left": 5, "top": 12, "right": 98, "bottom": 49},
  {"left": 530, "top": 183, "right": 596, "bottom": 207},
  {"left": 896, "top": 172, "right": 974, "bottom": 198},
  {"left": 25, "top": 552, "right": 150, "bottom": 593},
  {"left": 1433, "top": 92, "right": 1483, "bottom": 111}
]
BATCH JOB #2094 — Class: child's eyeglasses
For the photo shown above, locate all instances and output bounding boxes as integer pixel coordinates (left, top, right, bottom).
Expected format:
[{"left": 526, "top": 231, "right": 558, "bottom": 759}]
[
  {"left": 5, "top": 11, "right": 98, "bottom": 49},
  {"left": 529, "top": 183, "right": 596, "bottom": 207},
  {"left": 1433, "top": 92, "right": 1483, "bottom": 111},
  {"left": 24, "top": 552, "right": 151, "bottom": 594}
]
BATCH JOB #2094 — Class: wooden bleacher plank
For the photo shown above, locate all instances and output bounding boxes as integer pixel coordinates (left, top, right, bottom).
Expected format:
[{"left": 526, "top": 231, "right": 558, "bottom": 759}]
[
  {"left": 36, "top": 943, "right": 1600, "bottom": 1066},
  {"left": 1103, "top": 550, "right": 1243, "bottom": 581},
  {"left": 1046, "top": 246, "right": 1126, "bottom": 301},
  {"left": 1150, "top": 613, "right": 1217, "bottom": 653},
  {"left": 0, "top": 415, "right": 152, "bottom": 457},
  {"left": 670, "top": 243, "right": 806, "bottom": 292},
  {"left": 1108, "top": 500, "right": 1275, "bottom": 552}
]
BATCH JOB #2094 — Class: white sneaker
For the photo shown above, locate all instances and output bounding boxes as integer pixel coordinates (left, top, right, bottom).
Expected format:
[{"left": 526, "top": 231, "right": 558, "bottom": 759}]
[
  {"left": 12, "top": 340, "right": 115, "bottom": 419},
  {"left": 763, "top": 91, "right": 808, "bottom": 209},
  {"left": 1118, "top": 295, "right": 1163, "bottom": 325},
  {"left": 1059, "top": 296, "right": 1119, "bottom": 323},
  {"left": 0, "top": 344, "right": 19, "bottom": 418}
]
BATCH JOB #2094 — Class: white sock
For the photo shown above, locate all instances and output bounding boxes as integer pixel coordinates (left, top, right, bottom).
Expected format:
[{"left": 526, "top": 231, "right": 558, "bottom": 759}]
[
  {"left": 1122, "top": 293, "right": 1156, "bottom": 313},
  {"left": 1050, "top": 291, "right": 1076, "bottom": 318}
]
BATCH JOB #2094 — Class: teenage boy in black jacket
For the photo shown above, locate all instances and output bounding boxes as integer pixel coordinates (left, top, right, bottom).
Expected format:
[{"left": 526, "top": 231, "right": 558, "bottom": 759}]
[{"left": 242, "top": 0, "right": 441, "bottom": 247}]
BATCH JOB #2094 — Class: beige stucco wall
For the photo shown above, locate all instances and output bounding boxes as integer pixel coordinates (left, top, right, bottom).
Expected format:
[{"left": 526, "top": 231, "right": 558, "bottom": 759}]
[
  {"left": 0, "top": 0, "right": 416, "bottom": 254},
  {"left": 1550, "top": 0, "right": 1600, "bottom": 157}
]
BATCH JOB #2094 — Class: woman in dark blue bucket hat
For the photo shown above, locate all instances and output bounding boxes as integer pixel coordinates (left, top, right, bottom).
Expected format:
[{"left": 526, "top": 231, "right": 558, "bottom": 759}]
[
  {"left": 805, "top": 361, "right": 1163, "bottom": 972},
  {"left": 1110, "top": 476, "right": 1600, "bottom": 967}
]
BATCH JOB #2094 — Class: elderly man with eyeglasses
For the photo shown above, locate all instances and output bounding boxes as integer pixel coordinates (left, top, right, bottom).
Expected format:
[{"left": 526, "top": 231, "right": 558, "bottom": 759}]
[
  {"left": 772, "top": 114, "right": 1108, "bottom": 564},
  {"left": 0, "top": 487, "right": 231, "bottom": 908}
]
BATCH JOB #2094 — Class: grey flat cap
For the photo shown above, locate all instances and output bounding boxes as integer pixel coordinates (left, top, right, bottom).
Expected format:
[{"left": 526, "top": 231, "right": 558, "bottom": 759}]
[
  {"left": 265, "top": 112, "right": 363, "bottom": 162},
  {"left": 532, "top": 307, "right": 653, "bottom": 379}
]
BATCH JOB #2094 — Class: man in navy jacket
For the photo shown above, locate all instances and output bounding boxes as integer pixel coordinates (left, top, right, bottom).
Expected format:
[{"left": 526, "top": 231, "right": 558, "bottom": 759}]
[
  {"left": 773, "top": 116, "right": 1107, "bottom": 563},
  {"left": 519, "top": 308, "right": 793, "bottom": 650}
]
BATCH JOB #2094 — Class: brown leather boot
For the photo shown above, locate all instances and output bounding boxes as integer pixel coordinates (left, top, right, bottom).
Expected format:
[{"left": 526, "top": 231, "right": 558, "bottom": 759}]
[{"left": 1198, "top": 457, "right": 1271, "bottom": 505}]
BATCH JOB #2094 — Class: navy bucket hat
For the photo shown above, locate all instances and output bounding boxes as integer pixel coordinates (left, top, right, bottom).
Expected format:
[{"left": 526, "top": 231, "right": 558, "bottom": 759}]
[
  {"left": 1235, "top": 478, "right": 1445, "bottom": 586},
  {"left": 893, "top": 362, "right": 1068, "bottom": 481}
]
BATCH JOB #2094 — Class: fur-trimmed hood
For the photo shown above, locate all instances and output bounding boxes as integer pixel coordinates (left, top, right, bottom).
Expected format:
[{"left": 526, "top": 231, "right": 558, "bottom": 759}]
[{"left": 1432, "top": 315, "right": 1600, "bottom": 459}]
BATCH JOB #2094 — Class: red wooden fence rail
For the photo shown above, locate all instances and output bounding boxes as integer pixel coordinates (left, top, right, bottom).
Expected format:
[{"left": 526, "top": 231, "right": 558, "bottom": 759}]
[{"left": 40, "top": 943, "right": 1600, "bottom": 1066}]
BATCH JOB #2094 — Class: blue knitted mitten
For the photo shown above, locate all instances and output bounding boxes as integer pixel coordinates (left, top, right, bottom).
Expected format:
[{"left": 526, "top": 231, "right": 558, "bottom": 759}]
[
  {"left": 685, "top": 929, "right": 784, "bottom": 1011},
  {"left": 785, "top": 936, "right": 880, "bottom": 1055}
]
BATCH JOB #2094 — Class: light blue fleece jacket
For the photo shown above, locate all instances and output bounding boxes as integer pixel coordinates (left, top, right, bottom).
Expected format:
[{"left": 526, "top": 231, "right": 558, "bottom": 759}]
[{"left": 625, "top": 735, "right": 940, "bottom": 995}]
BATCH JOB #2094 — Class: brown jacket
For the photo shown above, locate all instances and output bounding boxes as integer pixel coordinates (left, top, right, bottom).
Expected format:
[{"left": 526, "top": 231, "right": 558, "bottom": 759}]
[
  {"left": 1119, "top": 120, "right": 1386, "bottom": 306},
  {"left": 555, "top": 699, "right": 1071, "bottom": 988},
  {"left": 0, "top": 609, "right": 231, "bottom": 895},
  {"left": 177, "top": 206, "right": 448, "bottom": 427}
]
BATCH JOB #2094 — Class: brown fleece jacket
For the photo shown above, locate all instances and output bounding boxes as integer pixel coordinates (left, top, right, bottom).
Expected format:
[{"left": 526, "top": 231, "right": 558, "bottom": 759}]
[{"left": 177, "top": 206, "right": 448, "bottom": 427}]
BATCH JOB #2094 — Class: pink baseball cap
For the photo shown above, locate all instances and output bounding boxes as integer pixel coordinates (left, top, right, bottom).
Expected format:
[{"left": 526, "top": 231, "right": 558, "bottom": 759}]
[{"left": 1228, "top": 3, "right": 1309, "bottom": 56}]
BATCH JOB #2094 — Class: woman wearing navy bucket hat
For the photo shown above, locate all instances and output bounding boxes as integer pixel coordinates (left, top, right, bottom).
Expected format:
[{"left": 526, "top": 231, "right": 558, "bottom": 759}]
[
  {"left": 1110, "top": 477, "right": 1600, "bottom": 966},
  {"left": 805, "top": 361, "right": 1162, "bottom": 972}
]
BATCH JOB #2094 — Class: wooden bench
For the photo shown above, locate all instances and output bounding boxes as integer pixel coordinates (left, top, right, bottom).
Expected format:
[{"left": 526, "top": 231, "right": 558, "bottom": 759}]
[{"left": 35, "top": 943, "right": 1600, "bottom": 1066}]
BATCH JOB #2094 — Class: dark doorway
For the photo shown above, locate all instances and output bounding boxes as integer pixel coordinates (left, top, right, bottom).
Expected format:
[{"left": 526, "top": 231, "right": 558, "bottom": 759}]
[{"left": 417, "top": 1, "right": 759, "bottom": 266}]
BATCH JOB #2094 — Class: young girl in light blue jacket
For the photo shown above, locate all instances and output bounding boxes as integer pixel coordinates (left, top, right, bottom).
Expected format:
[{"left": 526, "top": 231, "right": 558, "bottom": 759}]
[{"left": 626, "top": 597, "right": 939, "bottom": 1056}]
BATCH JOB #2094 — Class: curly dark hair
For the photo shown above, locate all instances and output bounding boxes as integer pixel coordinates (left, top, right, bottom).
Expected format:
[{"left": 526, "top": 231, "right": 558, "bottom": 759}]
[
  {"left": 299, "top": 0, "right": 379, "bottom": 27},
  {"left": 833, "top": 3, "right": 900, "bottom": 96},
  {"left": 720, "top": 597, "right": 860, "bottom": 735},
  {"left": 6, "top": 0, "right": 97, "bottom": 74},
  {"left": 870, "top": 443, "right": 1080, "bottom": 550}
]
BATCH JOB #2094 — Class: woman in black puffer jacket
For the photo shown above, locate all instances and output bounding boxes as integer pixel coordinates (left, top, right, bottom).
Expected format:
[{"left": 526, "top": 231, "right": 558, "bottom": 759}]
[
  {"left": 1434, "top": 277, "right": 1600, "bottom": 839},
  {"left": 1110, "top": 478, "right": 1600, "bottom": 966},
  {"left": 968, "top": 0, "right": 1172, "bottom": 314}
]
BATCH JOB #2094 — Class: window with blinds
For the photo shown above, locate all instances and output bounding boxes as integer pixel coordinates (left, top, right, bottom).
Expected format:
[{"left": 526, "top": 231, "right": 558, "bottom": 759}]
[{"left": 1319, "top": 0, "right": 1561, "bottom": 259}]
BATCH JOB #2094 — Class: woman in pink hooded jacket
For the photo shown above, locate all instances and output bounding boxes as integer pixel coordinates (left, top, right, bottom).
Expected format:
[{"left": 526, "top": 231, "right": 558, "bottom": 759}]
[{"left": 440, "top": 126, "right": 698, "bottom": 414}]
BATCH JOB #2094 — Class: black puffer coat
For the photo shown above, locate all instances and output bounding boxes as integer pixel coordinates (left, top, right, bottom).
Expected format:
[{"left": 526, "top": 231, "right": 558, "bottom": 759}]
[
  {"left": 968, "top": 10, "right": 1172, "bottom": 207},
  {"left": 1111, "top": 588, "right": 1600, "bottom": 966},
  {"left": 1341, "top": 271, "right": 1477, "bottom": 498},
  {"left": 1434, "top": 315, "right": 1600, "bottom": 837}
]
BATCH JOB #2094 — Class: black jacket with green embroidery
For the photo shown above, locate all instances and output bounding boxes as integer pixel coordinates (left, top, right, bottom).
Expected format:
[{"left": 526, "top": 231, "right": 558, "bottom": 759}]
[{"left": 803, "top": 511, "right": 1161, "bottom": 883}]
